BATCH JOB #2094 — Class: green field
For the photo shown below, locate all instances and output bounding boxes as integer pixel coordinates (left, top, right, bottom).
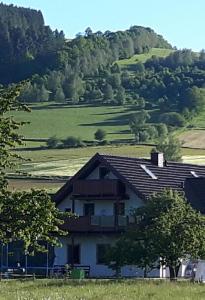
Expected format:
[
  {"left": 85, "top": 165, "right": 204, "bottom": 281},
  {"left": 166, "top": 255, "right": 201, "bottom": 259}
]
[
  {"left": 0, "top": 279, "right": 204, "bottom": 300},
  {"left": 13, "top": 145, "right": 205, "bottom": 179},
  {"left": 12, "top": 103, "right": 134, "bottom": 141},
  {"left": 117, "top": 48, "right": 173, "bottom": 66}
]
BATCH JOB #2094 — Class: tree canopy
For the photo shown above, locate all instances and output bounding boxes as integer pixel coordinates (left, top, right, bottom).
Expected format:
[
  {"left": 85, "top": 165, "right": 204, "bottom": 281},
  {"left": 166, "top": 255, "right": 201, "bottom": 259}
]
[
  {"left": 155, "top": 135, "right": 182, "bottom": 161},
  {"left": 106, "top": 189, "right": 205, "bottom": 279}
]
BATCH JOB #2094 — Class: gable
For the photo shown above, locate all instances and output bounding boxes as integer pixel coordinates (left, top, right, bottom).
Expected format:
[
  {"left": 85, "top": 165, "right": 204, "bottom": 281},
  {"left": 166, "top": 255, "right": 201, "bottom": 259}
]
[{"left": 54, "top": 153, "right": 144, "bottom": 205}]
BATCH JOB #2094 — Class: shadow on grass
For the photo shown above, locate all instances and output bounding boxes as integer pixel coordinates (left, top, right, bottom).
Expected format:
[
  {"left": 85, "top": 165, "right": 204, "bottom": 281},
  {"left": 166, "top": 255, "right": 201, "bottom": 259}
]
[{"left": 80, "top": 112, "right": 133, "bottom": 127}]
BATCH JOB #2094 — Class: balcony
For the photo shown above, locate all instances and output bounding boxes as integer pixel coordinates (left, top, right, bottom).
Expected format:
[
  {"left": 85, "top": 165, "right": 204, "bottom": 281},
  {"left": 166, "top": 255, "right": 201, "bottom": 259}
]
[
  {"left": 61, "top": 215, "right": 129, "bottom": 233},
  {"left": 72, "top": 179, "right": 127, "bottom": 200}
]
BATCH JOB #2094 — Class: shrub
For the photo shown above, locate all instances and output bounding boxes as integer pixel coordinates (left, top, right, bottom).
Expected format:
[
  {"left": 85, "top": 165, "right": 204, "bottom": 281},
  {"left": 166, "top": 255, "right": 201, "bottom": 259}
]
[
  {"left": 62, "top": 136, "right": 85, "bottom": 148},
  {"left": 94, "top": 129, "right": 106, "bottom": 141},
  {"left": 46, "top": 136, "right": 60, "bottom": 149}
]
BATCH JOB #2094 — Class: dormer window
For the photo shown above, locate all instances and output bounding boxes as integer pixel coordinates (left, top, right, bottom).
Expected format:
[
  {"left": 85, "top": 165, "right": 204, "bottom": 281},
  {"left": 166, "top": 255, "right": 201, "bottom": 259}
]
[{"left": 99, "top": 166, "right": 109, "bottom": 179}]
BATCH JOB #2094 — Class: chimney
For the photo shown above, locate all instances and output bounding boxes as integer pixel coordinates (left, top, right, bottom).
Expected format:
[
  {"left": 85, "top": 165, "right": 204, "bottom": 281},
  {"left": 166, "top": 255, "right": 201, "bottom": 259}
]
[{"left": 151, "top": 152, "right": 164, "bottom": 167}]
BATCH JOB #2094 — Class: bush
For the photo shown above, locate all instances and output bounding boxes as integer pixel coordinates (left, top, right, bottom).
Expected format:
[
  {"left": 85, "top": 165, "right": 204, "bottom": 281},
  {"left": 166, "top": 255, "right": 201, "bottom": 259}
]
[
  {"left": 94, "top": 129, "right": 106, "bottom": 141},
  {"left": 46, "top": 136, "right": 60, "bottom": 149},
  {"left": 62, "top": 136, "right": 85, "bottom": 148}
]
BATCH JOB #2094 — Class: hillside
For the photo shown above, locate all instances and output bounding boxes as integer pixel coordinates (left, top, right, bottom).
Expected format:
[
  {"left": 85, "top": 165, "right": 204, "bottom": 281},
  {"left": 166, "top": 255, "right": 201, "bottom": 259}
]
[
  {"left": 1, "top": 3, "right": 205, "bottom": 154},
  {"left": 0, "top": 3, "right": 171, "bottom": 85}
]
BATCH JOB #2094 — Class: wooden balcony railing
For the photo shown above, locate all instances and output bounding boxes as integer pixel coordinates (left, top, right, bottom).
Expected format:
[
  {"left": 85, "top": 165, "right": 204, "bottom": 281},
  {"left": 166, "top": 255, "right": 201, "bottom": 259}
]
[
  {"left": 61, "top": 215, "right": 129, "bottom": 233},
  {"left": 72, "top": 179, "right": 126, "bottom": 199}
]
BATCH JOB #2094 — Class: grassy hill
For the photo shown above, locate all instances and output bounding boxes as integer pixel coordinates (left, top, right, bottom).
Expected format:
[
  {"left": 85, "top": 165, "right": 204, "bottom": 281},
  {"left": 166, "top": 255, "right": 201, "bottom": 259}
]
[
  {"left": 117, "top": 48, "right": 173, "bottom": 67},
  {"left": 12, "top": 103, "right": 134, "bottom": 142}
]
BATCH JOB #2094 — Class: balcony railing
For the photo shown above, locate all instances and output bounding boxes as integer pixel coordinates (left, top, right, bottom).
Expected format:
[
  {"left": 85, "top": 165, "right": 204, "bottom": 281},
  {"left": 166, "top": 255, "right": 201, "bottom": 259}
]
[
  {"left": 62, "top": 215, "right": 129, "bottom": 232},
  {"left": 72, "top": 179, "right": 126, "bottom": 199}
]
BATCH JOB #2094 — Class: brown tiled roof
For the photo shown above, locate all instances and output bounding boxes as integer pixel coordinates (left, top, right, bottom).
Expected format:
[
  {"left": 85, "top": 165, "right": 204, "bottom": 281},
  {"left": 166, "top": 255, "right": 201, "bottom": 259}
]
[
  {"left": 54, "top": 153, "right": 205, "bottom": 205},
  {"left": 102, "top": 154, "right": 205, "bottom": 198}
]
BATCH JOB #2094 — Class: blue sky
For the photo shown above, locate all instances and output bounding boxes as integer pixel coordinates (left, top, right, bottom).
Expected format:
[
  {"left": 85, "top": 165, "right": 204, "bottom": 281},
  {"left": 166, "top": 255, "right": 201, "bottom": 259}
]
[{"left": 2, "top": 0, "right": 205, "bottom": 51}]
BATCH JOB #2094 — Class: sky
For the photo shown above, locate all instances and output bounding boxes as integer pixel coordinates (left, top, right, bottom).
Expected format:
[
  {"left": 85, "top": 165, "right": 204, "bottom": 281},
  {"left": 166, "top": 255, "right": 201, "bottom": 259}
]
[{"left": 2, "top": 0, "right": 205, "bottom": 51}]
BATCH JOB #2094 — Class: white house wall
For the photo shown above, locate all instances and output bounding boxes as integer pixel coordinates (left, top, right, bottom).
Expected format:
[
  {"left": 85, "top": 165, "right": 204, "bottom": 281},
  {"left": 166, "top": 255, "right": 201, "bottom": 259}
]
[
  {"left": 58, "top": 195, "right": 72, "bottom": 211},
  {"left": 54, "top": 235, "right": 160, "bottom": 278}
]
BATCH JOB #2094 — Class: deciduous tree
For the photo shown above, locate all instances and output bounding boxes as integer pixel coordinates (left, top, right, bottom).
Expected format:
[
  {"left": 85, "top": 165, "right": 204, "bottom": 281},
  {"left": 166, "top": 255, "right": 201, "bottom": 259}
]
[{"left": 155, "top": 135, "right": 182, "bottom": 161}]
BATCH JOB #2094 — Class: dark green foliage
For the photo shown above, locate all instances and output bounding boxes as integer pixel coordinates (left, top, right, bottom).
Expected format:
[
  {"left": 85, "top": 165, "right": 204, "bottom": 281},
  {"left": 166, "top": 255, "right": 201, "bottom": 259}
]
[
  {"left": 62, "top": 136, "right": 84, "bottom": 148},
  {"left": 94, "top": 129, "right": 106, "bottom": 141},
  {"left": 115, "top": 86, "right": 126, "bottom": 105},
  {"left": 155, "top": 123, "right": 168, "bottom": 138},
  {"left": 46, "top": 136, "right": 60, "bottom": 149},
  {"left": 183, "top": 86, "right": 205, "bottom": 113},
  {"left": 0, "top": 189, "right": 65, "bottom": 252},
  {"left": 134, "top": 62, "right": 145, "bottom": 73},
  {"left": 103, "top": 84, "right": 114, "bottom": 103},
  {"left": 159, "top": 112, "right": 186, "bottom": 127},
  {"left": 129, "top": 110, "right": 157, "bottom": 143},
  {"left": 0, "top": 3, "right": 64, "bottom": 84}
]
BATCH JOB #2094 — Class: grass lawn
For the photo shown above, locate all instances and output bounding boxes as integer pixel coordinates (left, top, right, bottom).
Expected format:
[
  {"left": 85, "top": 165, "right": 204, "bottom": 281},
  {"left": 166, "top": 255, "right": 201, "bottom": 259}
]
[
  {"left": 0, "top": 279, "right": 204, "bottom": 300},
  {"left": 11, "top": 103, "right": 134, "bottom": 141},
  {"left": 179, "top": 130, "right": 205, "bottom": 148},
  {"left": 117, "top": 48, "right": 173, "bottom": 66}
]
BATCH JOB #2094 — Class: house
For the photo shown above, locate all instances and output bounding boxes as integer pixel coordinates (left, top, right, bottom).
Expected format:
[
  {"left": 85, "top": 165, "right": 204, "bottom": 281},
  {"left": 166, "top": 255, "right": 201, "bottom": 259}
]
[{"left": 54, "top": 152, "right": 205, "bottom": 277}]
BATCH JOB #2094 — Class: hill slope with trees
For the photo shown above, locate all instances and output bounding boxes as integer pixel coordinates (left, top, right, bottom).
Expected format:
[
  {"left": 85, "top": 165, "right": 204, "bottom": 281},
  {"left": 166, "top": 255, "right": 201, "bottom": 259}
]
[{"left": 1, "top": 3, "right": 205, "bottom": 148}]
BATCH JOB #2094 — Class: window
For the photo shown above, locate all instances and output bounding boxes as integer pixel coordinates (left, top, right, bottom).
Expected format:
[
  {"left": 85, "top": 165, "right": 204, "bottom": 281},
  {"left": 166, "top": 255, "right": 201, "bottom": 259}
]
[
  {"left": 96, "top": 244, "right": 110, "bottom": 264},
  {"left": 65, "top": 208, "right": 71, "bottom": 213},
  {"left": 84, "top": 203, "right": 95, "bottom": 216},
  {"left": 99, "top": 167, "right": 109, "bottom": 179},
  {"left": 67, "top": 244, "right": 80, "bottom": 264},
  {"left": 114, "top": 202, "right": 125, "bottom": 215}
]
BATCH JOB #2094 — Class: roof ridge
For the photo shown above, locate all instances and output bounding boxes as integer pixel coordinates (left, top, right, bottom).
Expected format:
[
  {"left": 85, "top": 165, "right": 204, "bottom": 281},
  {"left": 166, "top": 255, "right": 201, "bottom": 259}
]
[
  {"left": 100, "top": 153, "right": 205, "bottom": 168},
  {"left": 99, "top": 153, "right": 148, "bottom": 161}
]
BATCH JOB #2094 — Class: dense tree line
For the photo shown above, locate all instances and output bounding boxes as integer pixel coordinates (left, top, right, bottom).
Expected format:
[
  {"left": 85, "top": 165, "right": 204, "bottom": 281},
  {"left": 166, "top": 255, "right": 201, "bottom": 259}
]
[
  {"left": 0, "top": 3, "right": 65, "bottom": 83},
  {"left": 0, "top": 3, "right": 171, "bottom": 86}
]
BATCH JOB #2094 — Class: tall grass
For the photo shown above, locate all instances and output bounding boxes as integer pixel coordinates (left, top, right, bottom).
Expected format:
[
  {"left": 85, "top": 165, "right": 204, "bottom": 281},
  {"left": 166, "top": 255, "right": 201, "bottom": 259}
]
[{"left": 0, "top": 279, "right": 204, "bottom": 300}]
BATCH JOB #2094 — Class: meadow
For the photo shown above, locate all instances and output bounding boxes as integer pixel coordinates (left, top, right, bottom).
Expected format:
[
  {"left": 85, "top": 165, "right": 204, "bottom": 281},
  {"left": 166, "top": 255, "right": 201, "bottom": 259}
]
[
  {"left": 0, "top": 279, "right": 204, "bottom": 300},
  {"left": 11, "top": 102, "right": 205, "bottom": 150},
  {"left": 117, "top": 48, "right": 173, "bottom": 66},
  {"left": 12, "top": 103, "right": 134, "bottom": 141}
]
